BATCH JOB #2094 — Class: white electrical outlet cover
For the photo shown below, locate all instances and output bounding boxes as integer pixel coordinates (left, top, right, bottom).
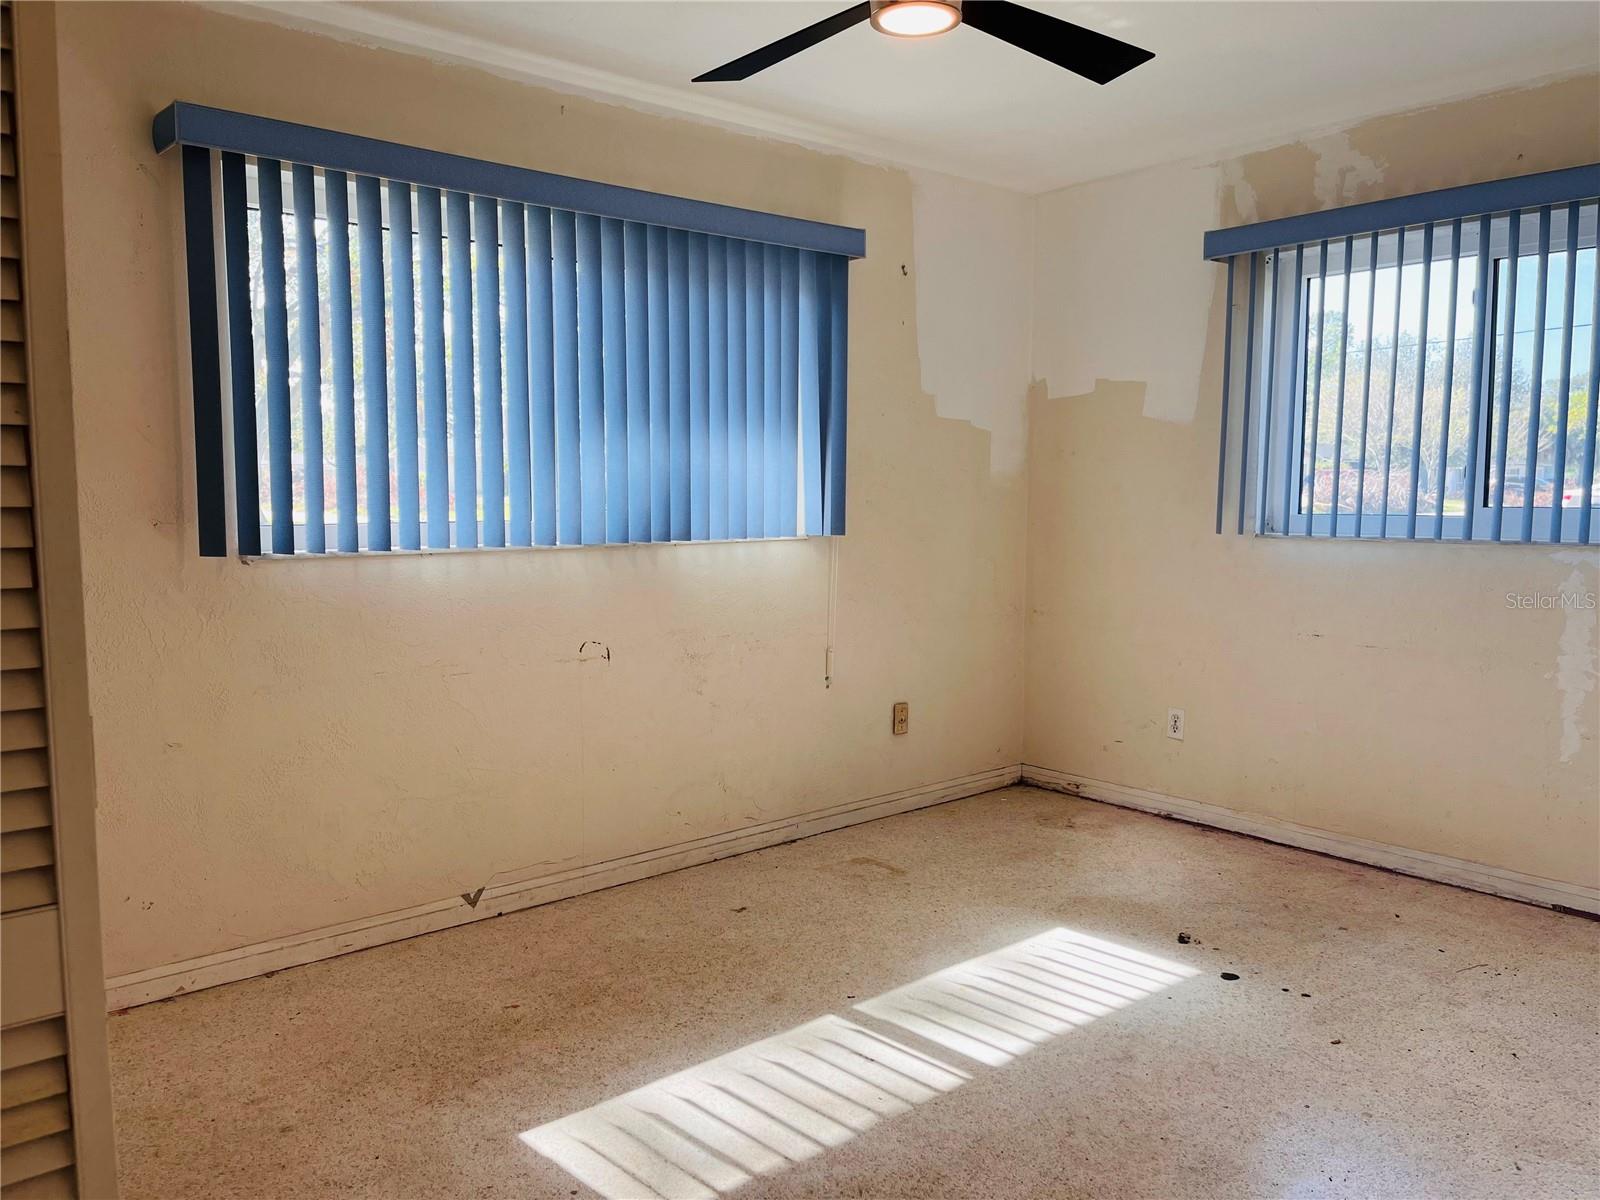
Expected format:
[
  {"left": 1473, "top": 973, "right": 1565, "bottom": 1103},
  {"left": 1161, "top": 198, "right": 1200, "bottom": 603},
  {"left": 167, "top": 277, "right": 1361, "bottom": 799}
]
[{"left": 1166, "top": 708, "right": 1185, "bottom": 741}]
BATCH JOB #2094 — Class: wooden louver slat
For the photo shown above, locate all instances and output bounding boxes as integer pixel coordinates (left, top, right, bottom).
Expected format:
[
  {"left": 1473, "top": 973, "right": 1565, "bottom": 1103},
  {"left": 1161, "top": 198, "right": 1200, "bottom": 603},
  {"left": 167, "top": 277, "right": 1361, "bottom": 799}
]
[{"left": 0, "top": 5, "right": 89, "bottom": 1193}]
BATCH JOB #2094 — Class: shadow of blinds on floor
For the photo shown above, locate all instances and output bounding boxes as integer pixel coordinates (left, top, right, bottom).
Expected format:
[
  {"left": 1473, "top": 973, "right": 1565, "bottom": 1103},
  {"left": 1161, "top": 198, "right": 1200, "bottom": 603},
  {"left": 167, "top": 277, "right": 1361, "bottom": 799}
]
[{"left": 519, "top": 927, "right": 1197, "bottom": 1199}]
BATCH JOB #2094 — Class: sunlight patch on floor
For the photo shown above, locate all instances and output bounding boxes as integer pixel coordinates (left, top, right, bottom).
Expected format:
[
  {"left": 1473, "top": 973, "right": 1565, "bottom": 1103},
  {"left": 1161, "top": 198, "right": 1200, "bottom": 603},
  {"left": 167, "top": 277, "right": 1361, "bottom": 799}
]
[
  {"left": 855, "top": 927, "right": 1197, "bottom": 1066},
  {"left": 519, "top": 928, "right": 1196, "bottom": 1199},
  {"left": 520, "top": 1015, "right": 966, "bottom": 1200}
]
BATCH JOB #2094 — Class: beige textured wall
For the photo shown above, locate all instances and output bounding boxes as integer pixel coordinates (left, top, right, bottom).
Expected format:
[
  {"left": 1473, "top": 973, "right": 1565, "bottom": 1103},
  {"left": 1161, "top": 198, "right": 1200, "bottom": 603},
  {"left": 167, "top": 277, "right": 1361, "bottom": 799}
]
[
  {"left": 1027, "top": 74, "right": 1600, "bottom": 890},
  {"left": 56, "top": 2, "right": 1599, "bottom": 979},
  {"left": 55, "top": 3, "right": 1026, "bottom": 977}
]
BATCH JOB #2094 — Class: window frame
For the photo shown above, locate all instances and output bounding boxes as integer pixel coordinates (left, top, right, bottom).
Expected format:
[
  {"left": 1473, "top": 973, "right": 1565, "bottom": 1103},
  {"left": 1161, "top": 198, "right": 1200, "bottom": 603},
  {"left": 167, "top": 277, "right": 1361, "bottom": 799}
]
[{"left": 1254, "top": 205, "right": 1598, "bottom": 542}]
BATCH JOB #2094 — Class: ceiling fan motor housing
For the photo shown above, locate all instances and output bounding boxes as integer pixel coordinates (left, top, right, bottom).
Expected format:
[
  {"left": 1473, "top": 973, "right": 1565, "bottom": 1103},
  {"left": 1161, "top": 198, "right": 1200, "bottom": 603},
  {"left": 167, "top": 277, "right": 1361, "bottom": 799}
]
[
  {"left": 870, "top": 0, "right": 965, "bottom": 39},
  {"left": 694, "top": 0, "right": 1153, "bottom": 86}
]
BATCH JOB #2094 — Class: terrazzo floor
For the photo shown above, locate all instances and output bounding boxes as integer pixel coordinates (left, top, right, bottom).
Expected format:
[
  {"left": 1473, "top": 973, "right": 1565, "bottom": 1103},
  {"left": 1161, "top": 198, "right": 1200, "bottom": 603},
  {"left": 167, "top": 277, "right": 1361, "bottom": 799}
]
[{"left": 108, "top": 786, "right": 1599, "bottom": 1199}]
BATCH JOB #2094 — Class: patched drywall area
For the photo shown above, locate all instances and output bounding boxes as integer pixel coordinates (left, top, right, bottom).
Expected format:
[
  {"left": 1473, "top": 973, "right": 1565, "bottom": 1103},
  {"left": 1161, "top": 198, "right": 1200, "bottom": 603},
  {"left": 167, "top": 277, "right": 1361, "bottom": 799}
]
[
  {"left": 1032, "top": 162, "right": 1218, "bottom": 424},
  {"left": 1553, "top": 554, "right": 1599, "bottom": 764},
  {"left": 909, "top": 170, "right": 1034, "bottom": 475},
  {"left": 1026, "top": 73, "right": 1600, "bottom": 890},
  {"left": 1304, "top": 130, "right": 1386, "bottom": 207},
  {"left": 57, "top": 2, "right": 1026, "bottom": 978}
]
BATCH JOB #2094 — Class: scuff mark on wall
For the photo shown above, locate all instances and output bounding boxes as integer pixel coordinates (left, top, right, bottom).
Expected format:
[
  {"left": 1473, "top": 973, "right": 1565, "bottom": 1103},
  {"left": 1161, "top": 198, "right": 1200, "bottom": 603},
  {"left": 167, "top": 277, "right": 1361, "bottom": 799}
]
[
  {"left": 910, "top": 169, "right": 1033, "bottom": 476},
  {"left": 1305, "top": 131, "right": 1386, "bottom": 206},
  {"left": 1552, "top": 553, "right": 1599, "bottom": 764}
]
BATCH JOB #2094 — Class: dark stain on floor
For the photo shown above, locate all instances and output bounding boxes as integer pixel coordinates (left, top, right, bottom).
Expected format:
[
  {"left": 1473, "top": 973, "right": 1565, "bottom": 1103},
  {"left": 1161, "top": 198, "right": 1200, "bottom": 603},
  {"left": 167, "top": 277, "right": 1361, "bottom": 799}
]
[{"left": 847, "top": 856, "right": 907, "bottom": 876}]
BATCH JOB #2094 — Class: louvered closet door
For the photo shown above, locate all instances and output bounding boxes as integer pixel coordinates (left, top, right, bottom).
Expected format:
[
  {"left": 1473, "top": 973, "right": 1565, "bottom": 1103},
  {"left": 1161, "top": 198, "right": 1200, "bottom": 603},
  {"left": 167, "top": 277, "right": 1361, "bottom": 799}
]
[{"left": 2, "top": 1, "right": 114, "bottom": 1194}]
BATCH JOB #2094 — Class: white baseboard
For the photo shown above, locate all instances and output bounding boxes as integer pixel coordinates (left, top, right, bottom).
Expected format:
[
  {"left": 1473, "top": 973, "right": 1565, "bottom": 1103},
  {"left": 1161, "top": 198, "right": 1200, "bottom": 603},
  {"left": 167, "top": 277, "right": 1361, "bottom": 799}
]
[
  {"left": 1022, "top": 765, "right": 1599, "bottom": 916},
  {"left": 105, "top": 764, "right": 1023, "bottom": 1011},
  {"left": 109, "top": 761, "right": 1593, "bottom": 1010}
]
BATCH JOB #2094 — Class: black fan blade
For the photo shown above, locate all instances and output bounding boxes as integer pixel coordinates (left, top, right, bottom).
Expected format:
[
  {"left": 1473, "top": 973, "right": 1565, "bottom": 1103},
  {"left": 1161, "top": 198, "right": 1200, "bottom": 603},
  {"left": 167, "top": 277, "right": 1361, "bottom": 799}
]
[
  {"left": 694, "top": 2, "right": 871, "bottom": 82},
  {"left": 962, "top": 1, "right": 1154, "bottom": 84}
]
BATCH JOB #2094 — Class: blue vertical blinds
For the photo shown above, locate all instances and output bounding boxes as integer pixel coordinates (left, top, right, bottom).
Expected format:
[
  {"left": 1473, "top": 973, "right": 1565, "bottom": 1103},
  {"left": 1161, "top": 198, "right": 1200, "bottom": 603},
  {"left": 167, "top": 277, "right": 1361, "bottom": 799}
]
[
  {"left": 1203, "top": 164, "right": 1600, "bottom": 543},
  {"left": 221, "top": 158, "right": 850, "bottom": 555},
  {"left": 150, "top": 99, "right": 862, "bottom": 559}
]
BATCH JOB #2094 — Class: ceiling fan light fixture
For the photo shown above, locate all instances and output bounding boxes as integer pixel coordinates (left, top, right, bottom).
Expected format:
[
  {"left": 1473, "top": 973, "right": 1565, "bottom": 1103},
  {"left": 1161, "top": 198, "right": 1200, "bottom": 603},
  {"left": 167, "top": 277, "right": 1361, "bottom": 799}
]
[
  {"left": 869, "top": 0, "right": 962, "bottom": 39},
  {"left": 693, "top": 0, "right": 1153, "bottom": 86}
]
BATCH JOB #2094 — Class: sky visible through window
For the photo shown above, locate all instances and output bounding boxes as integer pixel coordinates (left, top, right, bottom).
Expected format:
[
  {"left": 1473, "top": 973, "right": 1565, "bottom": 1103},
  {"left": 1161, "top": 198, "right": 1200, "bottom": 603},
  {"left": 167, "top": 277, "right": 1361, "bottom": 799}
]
[{"left": 1299, "top": 245, "right": 1596, "bottom": 517}]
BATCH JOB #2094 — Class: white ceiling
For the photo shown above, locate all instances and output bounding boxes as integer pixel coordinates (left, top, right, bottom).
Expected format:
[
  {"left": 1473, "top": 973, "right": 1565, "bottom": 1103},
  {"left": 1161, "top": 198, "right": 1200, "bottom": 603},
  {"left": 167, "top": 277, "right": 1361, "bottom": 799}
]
[{"left": 234, "top": 1, "right": 1599, "bottom": 193}]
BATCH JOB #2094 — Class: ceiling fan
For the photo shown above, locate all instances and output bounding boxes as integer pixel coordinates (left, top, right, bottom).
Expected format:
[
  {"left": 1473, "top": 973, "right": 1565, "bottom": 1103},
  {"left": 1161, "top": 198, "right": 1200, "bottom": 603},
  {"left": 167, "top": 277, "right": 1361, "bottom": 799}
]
[{"left": 693, "top": 1, "right": 1154, "bottom": 85}]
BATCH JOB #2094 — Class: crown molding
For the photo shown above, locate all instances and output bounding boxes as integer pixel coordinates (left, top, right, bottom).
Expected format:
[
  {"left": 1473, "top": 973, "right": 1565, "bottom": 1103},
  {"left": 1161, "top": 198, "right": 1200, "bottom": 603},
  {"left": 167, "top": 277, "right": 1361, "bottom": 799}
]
[
  {"left": 206, "top": 5, "right": 1600, "bottom": 200},
  {"left": 208, "top": 1, "right": 1029, "bottom": 190}
]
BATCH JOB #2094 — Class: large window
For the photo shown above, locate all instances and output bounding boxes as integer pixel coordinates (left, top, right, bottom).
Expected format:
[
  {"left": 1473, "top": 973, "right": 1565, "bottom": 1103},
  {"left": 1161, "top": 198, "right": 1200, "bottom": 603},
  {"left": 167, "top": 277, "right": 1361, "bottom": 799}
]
[
  {"left": 155, "top": 103, "right": 862, "bottom": 557},
  {"left": 1207, "top": 168, "right": 1598, "bottom": 543}
]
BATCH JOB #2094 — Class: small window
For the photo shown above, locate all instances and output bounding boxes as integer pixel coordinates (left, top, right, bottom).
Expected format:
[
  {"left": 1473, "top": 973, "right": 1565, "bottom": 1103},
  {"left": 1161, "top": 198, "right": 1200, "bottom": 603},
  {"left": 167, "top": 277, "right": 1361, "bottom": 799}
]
[{"left": 1206, "top": 170, "right": 1598, "bottom": 544}]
